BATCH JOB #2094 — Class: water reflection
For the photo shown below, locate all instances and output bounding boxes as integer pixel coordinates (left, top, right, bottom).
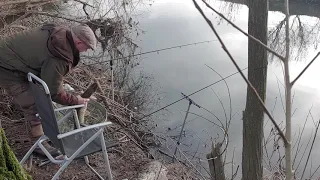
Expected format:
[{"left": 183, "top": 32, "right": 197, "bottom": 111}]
[{"left": 136, "top": 0, "right": 320, "bottom": 178}]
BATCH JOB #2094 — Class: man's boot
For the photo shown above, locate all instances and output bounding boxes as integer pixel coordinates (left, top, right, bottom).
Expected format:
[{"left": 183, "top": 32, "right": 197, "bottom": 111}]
[
  {"left": 31, "top": 124, "right": 61, "bottom": 157},
  {"left": 31, "top": 123, "right": 44, "bottom": 138}
]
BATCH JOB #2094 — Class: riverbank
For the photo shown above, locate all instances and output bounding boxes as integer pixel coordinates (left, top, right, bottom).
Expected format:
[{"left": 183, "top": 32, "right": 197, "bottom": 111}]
[
  {"left": 0, "top": 57, "right": 196, "bottom": 180},
  {"left": 0, "top": 0, "right": 198, "bottom": 179}
]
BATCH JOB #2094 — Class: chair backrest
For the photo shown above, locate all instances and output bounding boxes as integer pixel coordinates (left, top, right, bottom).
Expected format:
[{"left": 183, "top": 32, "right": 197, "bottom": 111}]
[{"left": 27, "top": 73, "right": 65, "bottom": 154}]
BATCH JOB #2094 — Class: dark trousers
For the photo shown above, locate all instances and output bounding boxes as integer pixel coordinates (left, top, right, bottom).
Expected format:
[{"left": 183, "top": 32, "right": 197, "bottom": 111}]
[{"left": 0, "top": 67, "right": 41, "bottom": 127}]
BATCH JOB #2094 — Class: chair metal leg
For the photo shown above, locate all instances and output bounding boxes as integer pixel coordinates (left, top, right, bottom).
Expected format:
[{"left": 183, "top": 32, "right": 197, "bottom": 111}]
[
  {"left": 20, "top": 135, "right": 45, "bottom": 165},
  {"left": 38, "top": 155, "right": 64, "bottom": 167},
  {"left": 38, "top": 139, "right": 64, "bottom": 164},
  {"left": 74, "top": 109, "right": 104, "bottom": 179},
  {"left": 84, "top": 156, "right": 89, "bottom": 165},
  {"left": 86, "top": 162, "right": 105, "bottom": 180},
  {"left": 52, "top": 129, "right": 103, "bottom": 180},
  {"left": 74, "top": 108, "right": 90, "bottom": 171},
  {"left": 75, "top": 110, "right": 91, "bottom": 174},
  {"left": 100, "top": 133, "right": 113, "bottom": 180},
  {"left": 52, "top": 161, "right": 67, "bottom": 180},
  {"left": 84, "top": 142, "right": 105, "bottom": 180},
  {"left": 74, "top": 109, "right": 89, "bottom": 165}
]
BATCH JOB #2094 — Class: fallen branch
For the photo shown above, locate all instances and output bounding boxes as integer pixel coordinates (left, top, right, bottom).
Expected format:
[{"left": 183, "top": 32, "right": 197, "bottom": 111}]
[
  {"left": 158, "top": 149, "right": 188, "bottom": 166},
  {"left": 119, "top": 130, "right": 146, "bottom": 150}
]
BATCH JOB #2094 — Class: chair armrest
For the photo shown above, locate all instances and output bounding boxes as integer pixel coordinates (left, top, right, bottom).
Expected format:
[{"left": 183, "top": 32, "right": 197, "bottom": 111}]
[
  {"left": 57, "top": 122, "right": 112, "bottom": 139},
  {"left": 54, "top": 104, "right": 85, "bottom": 112}
]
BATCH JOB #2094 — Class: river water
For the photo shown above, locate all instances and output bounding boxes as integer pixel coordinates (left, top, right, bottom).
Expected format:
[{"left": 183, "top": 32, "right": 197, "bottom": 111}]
[{"left": 132, "top": 0, "right": 320, "bottom": 179}]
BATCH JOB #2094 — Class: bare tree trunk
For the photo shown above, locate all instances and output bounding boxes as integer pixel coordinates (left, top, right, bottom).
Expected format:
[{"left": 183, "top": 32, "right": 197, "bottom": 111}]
[
  {"left": 207, "top": 143, "right": 226, "bottom": 180},
  {"left": 284, "top": 0, "right": 293, "bottom": 179},
  {"left": 242, "top": 0, "right": 268, "bottom": 179}
]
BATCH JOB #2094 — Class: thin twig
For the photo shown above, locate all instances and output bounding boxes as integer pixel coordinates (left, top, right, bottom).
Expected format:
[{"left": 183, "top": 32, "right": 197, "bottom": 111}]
[
  {"left": 296, "top": 129, "right": 313, "bottom": 173},
  {"left": 192, "top": 0, "right": 288, "bottom": 145},
  {"left": 199, "top": 105, "right": 225, "bottom": 129},
  {"left": 183, "top": 110, "right": 229, "bottom": 156},
  {"left": 0, "top": 0, "right": 57, "bottom": 6},
  {"left": 293, "top": 109, "right": 311, "bottom": 166},
  {"left": 291, "top": 52, "right": 320, "bottom": 86},
  {"left": 210, "top": 88, "right": 227, "bottom": 125},
  {"left": 185, "top": 111, "right": 224, "bottom": 133},
  {"left": 275, "top": 75, "right": 286, "bottom": 114},
  {"left": 231, "top": 165, "right": 239, "bottom": 180},
  {"left": 231, "top": 147, "right": 236, "bottom": 180},
  {"left": 301, "top": 120, "right": 320, "bottom": 179},
  {"left": 31, "top": 11, "right": 84, "bottom": 23},
  {"left": 310, "top": 163, "right": 320, "bottom": 178},
  {"left": 205, "top": 64, "right": 232, "bottom": 129},
  {"left": 74, "top": 0, "right": 94, "bottom": 8},
  {"left": 174, "top": 142, "right": 207, "bottom": 179}
]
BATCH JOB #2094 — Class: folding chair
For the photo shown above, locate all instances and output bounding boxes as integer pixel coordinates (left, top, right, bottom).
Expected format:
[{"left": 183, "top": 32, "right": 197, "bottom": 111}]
[{"left": 20, "top": 72, "right": 113, "bottom": 180}]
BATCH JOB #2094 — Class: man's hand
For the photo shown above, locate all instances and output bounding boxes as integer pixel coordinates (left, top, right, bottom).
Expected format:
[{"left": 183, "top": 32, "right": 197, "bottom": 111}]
[{"left": 76, "top": 95, "right": 90, "bottom": 104}]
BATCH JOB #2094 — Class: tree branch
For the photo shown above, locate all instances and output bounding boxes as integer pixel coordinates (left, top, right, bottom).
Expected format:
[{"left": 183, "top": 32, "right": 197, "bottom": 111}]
[
  {"left": 291, "top": 52, "right": 320, "bottom": 86},
  {"left": 200, "top": 0, "right": 285, "bottom": 61},
  {"left": 0, "top": 0, "right": 55, "bottom": 6},
  {"left": 0, "top": 0, "right": 94, "bottom": 9},
  {"left": 74, "top": 0, "right": 94, "bottom": 8},
  {"left": 31, "top": 11, "right": 84, "bottom": 23},
  {"left": 192, "top": 0, "right": 288, "bottom": 145}
]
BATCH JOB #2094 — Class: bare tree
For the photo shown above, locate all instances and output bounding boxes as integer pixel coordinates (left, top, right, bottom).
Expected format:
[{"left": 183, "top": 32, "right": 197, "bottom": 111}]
[
  {"left": 242, "top": 0, "right": 268, "bottom": 179},
  {"left": 191, "top": 0, "right": 320, "bottom": 179}
]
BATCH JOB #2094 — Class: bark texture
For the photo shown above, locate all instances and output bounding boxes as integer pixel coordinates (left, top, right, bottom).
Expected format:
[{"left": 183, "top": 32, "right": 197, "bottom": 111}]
[{"left": 242, "top": 0, "right": 269, "bottom": 179}]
